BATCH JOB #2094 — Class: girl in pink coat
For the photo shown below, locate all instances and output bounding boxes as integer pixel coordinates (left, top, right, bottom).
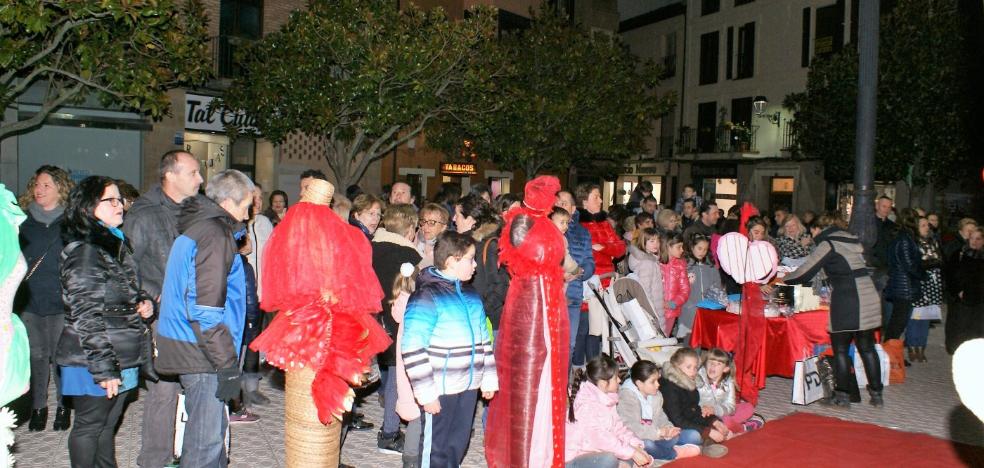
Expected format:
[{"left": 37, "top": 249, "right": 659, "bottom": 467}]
[
  {"left": 660, "top": 233, "right": 691, "bottom": 337},
  {"left": 566, "top": 354, "right": 653, "bottom": 468}
]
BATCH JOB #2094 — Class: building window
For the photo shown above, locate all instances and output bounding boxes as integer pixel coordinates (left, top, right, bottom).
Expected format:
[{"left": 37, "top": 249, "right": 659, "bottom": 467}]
[
  {"left": 736, "top": 22, "right": 755, "bottom": 79},
  {"left": 662, "top": 32, "right": 677, "bottom": 78},
  {"left": 699, "top": 31, "right": 719, "bottom": 85},
  {"left": 814, "top": 0, "right": 845, "bottom": 60},
  {"left": 697, "top": 101, "right": 717, "bottom": 153},
  {"left": 802, "top": 8, "right": 811, "bottom": 67},
  {"left": 730, "top": 97, "right": 753, "bottom": 127},
  {"left": 217, "top": 0, "right": 262, "bottom": 78},
  {"left": 726, "top": 27, "right": 733, "bottom": 80},
  {"left": 701, "top": 0, "right": 720, "bottom": 16}
]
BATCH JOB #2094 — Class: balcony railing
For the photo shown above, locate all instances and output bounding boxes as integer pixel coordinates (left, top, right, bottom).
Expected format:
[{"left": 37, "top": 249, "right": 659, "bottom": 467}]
[
  {"left": 676, "top": 125, "right": 758, "bottom": 155},
  {"left": 781, "top": 120, "right": 797, "bottom": 151},
  {"left": 210, "top": 35, "right": 254, "bottom": 79}
]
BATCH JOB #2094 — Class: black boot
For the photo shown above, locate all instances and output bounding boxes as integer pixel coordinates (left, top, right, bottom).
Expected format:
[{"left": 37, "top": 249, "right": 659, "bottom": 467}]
[
  {"left": 28, "top": 408, "right": 47, "bottom": 431},
  {"left": 868, "top": 386, "right": 884, "bottom": 408},
  {"left": 52, "top": 406, "right": 71, "bottom": 431},
  {"left": 829, "top": 390, "right": 851, "bottom": 408}
]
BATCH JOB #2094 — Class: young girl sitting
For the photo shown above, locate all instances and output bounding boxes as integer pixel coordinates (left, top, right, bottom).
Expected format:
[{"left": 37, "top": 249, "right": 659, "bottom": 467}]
[
  {"left": 566, "top": 354, "right": 653, "bottom": 468},
  {"left": 392, "top": 263, "right": 423, "bottom": 467},
  {"left": 660, "top": 233, "right": 691, "bottom": 337},
  {"left": 617, "top": 360, "right": 702, "bottom": 461},
  {"left": 660, "top": 348, "right": 733, "bottom": 445},
  {"left": 627, "top": 228, "right": 666, "bottom": 333},
  {"left": 678, "top": 233, "right": 722, "bottom": 339},
  {"left": 698, "top": 348, "right": 764, "bottom": 434}
]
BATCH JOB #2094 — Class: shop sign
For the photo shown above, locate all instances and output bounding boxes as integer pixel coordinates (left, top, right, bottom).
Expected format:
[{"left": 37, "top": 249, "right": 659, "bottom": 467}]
[
  {"left": 441, "top": 162, "right": 477, "bottom": 176},
  {"left": 692, "top": 164, "right": 737, "bottom": 179},
  {"left": 185, "top": 93, "right": 258, "bottom": 134}
]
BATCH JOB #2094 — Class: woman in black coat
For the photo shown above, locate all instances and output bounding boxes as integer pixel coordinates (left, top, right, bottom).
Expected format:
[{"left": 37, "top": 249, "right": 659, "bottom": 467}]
[
  {"left": 17, "top": 165, "right": 73, "bottom": 431},
  {"left": 950, "top": 226, "right": 984, "bottom": 349},
  {"left": 884, "top": 209, "right": 926, "bottom": 341},
  {"left": 56, "top": 176, "right": 154, "bottom": 468}
]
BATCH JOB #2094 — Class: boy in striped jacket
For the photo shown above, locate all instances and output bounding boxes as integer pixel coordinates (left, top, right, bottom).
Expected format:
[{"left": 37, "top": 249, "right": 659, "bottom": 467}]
[{"left": 401, "top": 231, "right": 498, "bottom": 466}]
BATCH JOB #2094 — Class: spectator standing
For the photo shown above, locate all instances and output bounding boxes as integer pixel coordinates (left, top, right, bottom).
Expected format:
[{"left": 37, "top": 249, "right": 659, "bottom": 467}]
[
  {"left": 416, "top": 203, "right": 449, "bottom": 268},
  {"left": 769, "top": 206, "right": 789, "bottom": 238},
  {"left": 155, "top": 170, "right": 254, "bottom": 467},
  {"left": 640, "top": 195, "right": 659, "bottom": 220},
  {"left": 576, "top": 183, "right": 626, "bottom": 359},
  {"left": 557, "top": 191, "right": 596, "bottom": 369},
  {"left": 241, "top": 185, "right": 273, "bottom": 405},
  {"left": 949, "top": 227, "right": 984, "bottom": 351},
  {"left": 872, "top": 196, "right": 899, "bottom": 326},
  {"left": 57, "top": 176, "right": 155, "bottom": 467},
  {"left": 17, "top": 165, "right": 73, "bottom": 432},
  {"left": 656, "top": 209, "right": 682, "bottom": 236},
  {"left": 455, "top": 195, "right": 508, "bottom": 334},
  {"left": 627, "top": 181, "right": 653, "bottom": 213},
  {"left": 263, "top": 190, "right": 288, "bottom": 227},
  {"left": 389, "top": 181, "right": 416, "bottom": 207},
  {"left": 682, "top": 202, "right": 720, "bottom": 242},
  {"left": 673, "top": 185, "right": 703, "bottom": 214},
  {"left": 884, "top": 209, "right": 926, "bottom": 343},
  {"left": 680, "top": 199, "right": 698, "bottom": 230},
  {"left": 906, "top": 216, "right": 944, "bottom": 363},
  {"left": 776, "top": 215, "right": 814, "bottom": 267},
  {"left": 126, "top": 150, "right": 203, "bottom": 468},
  {"left": 350, "top": 194, "right": 383, "bottom": 240}
]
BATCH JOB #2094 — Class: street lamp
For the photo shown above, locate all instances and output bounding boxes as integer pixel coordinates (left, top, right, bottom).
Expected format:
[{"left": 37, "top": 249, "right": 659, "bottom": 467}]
[{"left": 753, "top": 95, "right": 781, "bottom": 127}]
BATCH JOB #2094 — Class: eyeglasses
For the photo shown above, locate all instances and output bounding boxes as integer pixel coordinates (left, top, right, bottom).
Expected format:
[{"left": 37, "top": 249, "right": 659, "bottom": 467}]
[
  {"left": 419, "top": 219, "right": 447, "bottom": 227},
  {"left": 100, "top": 197, "right": 125, "bottom": 207}
]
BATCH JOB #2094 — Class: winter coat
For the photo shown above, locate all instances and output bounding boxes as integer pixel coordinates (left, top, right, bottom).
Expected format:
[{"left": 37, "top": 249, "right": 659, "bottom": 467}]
[
  {"left": 122, "top": 185, "right": 183, "bottom": 300},
  {"left": 578, "top": 208, "right": 626, "bottom": 287},
  {"left": 783, "top": 227, "right": 881, "bottom": 333},
  {"left": 155, "top": 195, "right": 246, "bottom": 375},
  {"left": 660, "top": 257, "right": 690, "bottom": 321},
  {"left": 55, "top": 226, "right": 151, "bottom": 383},
  {"left": 372, "top": 227, "right": 423, "bottom": 367},
  {"left": 566, "top": 381, "right": 644, "bottom": 462},
  {"left": 777, "top": 233, "right": 814, "bottom": 261},
  {"left": 391, "top": 291, "right": 421, "bottom": 421},
  {"left": 16, "top": 207, "right": 65, "bottom": 315},
  {"left": 245, "top": 213, "right": 273, "bottom": 300},
  {"left": 471, "top": 222, "right": 509, "bottom": 329},
  {"left": 401, "top": 267, "right": 497, "bottom": 404},
  {"left": 659, "top": 361, "right": 718, "bottom": 432},
  {"left": 616, "top": 380, "right": 675, "bottom": 441},
  {"left": 241, "top": 254, "right": 260, "bottom": 322},
  {"left": 565, "top": 209, "right": 596, "bottom": 306},
  {"left": 696, "top": 368, "right": 736, "bottom": 417},
  {"left": 871, "top": 217, "right": 898, "bottom": 275},
  {"left": 955, "top": 247, "right": 984, "bottom": 306},
  {"left": 885, "top": 231, "right": 926, "bottom": 303},
  {"left": 680, "top": 259, "right": 722, "bottom": 334},
  {"left": 627, "top": 245, "right": 665, "bottom": 321}
]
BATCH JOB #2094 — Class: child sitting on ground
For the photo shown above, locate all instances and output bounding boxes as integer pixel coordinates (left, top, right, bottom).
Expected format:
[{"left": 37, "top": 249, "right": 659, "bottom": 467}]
[
  {"left": 401, "top": 231, "right": 498, "bottom": 467},
  {"left": 660, "top": 348, "right": 733, "bottom": 444},
  {"left": 616, "top": 360, "right": 704, "bottom": 461},
  {"left": 697, "top": 348, "right": 764, "bottom": 434},
  {"left": 566, "top": 354, "right": 653, "bottom": 468}
]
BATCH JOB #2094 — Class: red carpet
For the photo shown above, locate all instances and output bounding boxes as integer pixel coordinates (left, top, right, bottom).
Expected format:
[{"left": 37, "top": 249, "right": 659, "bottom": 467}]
[{"left": 667, "top": 412, "right": 984, "bottom": 467}]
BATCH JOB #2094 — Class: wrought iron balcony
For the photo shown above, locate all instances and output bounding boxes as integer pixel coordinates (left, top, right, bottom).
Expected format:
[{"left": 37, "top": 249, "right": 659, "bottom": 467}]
[{"left": 676, "top": 125, "right": 758, "bottom": 155}]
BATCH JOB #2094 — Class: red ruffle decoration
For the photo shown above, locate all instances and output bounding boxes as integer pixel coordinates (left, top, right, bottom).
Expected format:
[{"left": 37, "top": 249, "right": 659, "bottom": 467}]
[{"left": 250, "top": 202, "right": 390, "bottom": 424}]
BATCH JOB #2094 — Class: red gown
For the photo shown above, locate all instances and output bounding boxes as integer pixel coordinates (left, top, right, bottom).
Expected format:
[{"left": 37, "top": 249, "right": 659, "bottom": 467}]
[
  {"left": 249, "top": 201, "right": 390, "bottom": 424},
  {"left": 486, "top": 176, "right": 569, "bottom": 468}
]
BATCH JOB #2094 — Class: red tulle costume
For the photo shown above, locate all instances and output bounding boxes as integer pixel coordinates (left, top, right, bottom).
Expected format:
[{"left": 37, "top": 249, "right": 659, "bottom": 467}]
[
  {"left": 249, "top": 201, "right": 390, "bottom": 424},
  {"left": 736, "top": 202, "right": 766, "bottom": 406},
  {"left": 486, "top": 176, "right": 569, "bottom": 468}
]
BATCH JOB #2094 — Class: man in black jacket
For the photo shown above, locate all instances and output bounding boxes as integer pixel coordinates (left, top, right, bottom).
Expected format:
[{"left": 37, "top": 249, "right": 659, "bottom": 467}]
[
  {"left": 871, "top": 196, "right": 898, "bottom": 330},
  {"left": 124, "top": 150, "right": 203, "bottom": 468}
]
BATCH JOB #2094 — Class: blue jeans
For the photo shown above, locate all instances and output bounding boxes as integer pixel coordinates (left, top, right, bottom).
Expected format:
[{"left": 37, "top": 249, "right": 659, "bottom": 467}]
[
  {"left": 571, "top": 311, "right": 590, "bottom": 366},
  {"left": 179, "top": 373, "right": 227, "bottom": 468},
  {"left": 381, "top": 365, "right": 400, "bottom": 435},
  {"left": 642, "top": 429, "right": 703, "bottom": 460},
  {"left": 565, "top": 452, "right": 619, "bottom": 468},
  {"left": 905, "top": 319, "right": 931, "bottom": 347}
]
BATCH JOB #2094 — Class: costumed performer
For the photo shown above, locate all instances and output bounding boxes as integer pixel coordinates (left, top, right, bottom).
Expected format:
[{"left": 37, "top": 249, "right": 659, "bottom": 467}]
[
  {"left": 486, "top": 175, "right": 569, "bottom": 468},
  {"left": 249, "top": 178, "right": 390, "bottom": 467},
  {"left": 0, "top": 184, "right": 30, "bottom": 467}
]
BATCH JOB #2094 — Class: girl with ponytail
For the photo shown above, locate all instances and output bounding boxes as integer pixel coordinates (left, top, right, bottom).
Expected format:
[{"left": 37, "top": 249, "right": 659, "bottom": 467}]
[{"left": 565, "top": 354, "right": 652, "bottom": 468}]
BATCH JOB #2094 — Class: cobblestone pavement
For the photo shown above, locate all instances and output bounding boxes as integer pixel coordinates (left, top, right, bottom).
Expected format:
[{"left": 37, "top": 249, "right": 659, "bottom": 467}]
[{"left": 8, "top": 326, "right": 983, "bottom": 467}]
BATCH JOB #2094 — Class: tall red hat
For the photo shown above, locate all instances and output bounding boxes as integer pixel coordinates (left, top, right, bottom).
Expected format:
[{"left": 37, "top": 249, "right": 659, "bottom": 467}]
[{"left": 523, "top": 175, "right": 561, "bottom": 214}]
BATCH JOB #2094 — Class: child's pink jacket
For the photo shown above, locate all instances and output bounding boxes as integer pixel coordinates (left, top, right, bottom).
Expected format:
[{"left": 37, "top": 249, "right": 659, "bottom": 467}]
[
  {"left": 565, "top": 381, "right": 644, "bottom": 462},
  {"left": 392, "top": 291, "right": 421, "bottom": 421}
]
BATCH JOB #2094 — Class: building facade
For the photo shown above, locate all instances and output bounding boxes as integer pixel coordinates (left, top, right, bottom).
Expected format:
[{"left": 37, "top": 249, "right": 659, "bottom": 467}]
[{"left": 618, "top": 0, "right": 860, "bottom": 214}]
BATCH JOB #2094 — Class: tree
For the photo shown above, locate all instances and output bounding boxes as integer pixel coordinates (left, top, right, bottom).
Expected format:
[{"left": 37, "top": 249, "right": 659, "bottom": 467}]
[
  {"left": 0, "top": 0, "right": 211, "bottom": 140},
  {"left": 220, "top": 0, "right": 500, "bottom": 188},
  {"left": 428, "top": 8, "right": 674, "bottom": 178},
  {"left": 784, "top": 0, "right": 971, "bottom": 187}
]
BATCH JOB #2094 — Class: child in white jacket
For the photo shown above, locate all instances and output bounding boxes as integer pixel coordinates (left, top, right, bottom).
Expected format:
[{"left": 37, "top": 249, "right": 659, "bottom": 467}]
[{"left": 697, "top": 349, "right": 764, "bottom": 434}]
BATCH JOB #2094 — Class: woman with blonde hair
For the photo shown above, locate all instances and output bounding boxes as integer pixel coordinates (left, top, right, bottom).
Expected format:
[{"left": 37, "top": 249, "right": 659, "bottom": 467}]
[
  {"left": 18, "top": 165, "right": 75, "bottom": 432},
  {"left": 776, "top": 214, "right": 814, "bottom": 266}
]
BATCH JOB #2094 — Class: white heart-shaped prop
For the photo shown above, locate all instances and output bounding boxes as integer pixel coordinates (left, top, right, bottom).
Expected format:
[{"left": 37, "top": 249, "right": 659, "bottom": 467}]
[{"left": 716, "top": 232, "right": 778, "bottom": 284}]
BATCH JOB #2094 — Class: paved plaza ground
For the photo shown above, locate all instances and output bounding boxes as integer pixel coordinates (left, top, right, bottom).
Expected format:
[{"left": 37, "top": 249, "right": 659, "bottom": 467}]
[{"left": 8, "top": 326, "right": 983, "bottom": 467}]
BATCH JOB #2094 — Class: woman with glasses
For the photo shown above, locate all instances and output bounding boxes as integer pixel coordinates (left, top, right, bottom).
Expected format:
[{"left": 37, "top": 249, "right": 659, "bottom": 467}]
[
  {"left": 56, "top": 176, "right": 154, "bottom": 467},
  {"left": 416, "top": 203, "right": 449, "bottom": 268},
  {"left": 17, "top": 165, "right": 73, "bottom": 432}
]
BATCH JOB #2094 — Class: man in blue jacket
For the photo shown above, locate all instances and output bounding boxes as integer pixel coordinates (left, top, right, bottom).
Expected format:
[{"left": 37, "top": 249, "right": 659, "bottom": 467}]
[
  {"left": 156, "top": 169, "right": 254, "bottom": 468},
  {"left": 556, "top": 190, "right": 596, "bottom": 373}
]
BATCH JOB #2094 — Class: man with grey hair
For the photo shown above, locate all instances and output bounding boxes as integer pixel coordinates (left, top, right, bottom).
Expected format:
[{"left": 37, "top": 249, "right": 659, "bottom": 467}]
[{"left": 156, "top": 169, "right": 254, "bottom": 467}]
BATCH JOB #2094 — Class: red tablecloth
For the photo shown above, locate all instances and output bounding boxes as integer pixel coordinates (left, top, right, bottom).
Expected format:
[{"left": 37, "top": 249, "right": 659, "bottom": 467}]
[{"left": 689, "top": 308, "right": 830, "bottom": 378}]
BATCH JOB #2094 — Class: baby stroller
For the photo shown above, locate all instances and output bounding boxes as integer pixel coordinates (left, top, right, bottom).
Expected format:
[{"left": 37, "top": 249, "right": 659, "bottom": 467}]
[{"left": 588, "top": 273, "right": 682, "bottom": 368}]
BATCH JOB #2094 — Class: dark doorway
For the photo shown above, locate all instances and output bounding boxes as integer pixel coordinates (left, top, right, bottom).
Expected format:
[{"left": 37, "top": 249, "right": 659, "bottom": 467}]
[{"left": 697, "top": 102, "right": 717, "bottom": 153}]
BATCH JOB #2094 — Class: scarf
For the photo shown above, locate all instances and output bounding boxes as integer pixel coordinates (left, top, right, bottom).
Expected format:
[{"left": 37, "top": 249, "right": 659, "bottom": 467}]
[
  {"left": 27, "top": 202, "right": 64, "bottom": 226},
  {"left": 620, "top": 379, "right": 654, "bottom": 421}
]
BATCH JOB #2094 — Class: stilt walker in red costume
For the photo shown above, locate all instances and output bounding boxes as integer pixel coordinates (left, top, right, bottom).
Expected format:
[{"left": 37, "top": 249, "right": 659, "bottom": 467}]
[
  {"left": 486, "top": 175, "right": 569, "bottom": 468},
  {"left": 249, "top": 179, "right": 390, "bottom": 467}
]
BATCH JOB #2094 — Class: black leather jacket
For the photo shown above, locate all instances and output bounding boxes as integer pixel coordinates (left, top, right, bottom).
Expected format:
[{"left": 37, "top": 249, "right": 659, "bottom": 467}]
[
  {"left": 885, "top": 231, "right": 926, "bottom": 302},
  {"left": 55, "top": 227, "right": 151, "bottom": 382}
]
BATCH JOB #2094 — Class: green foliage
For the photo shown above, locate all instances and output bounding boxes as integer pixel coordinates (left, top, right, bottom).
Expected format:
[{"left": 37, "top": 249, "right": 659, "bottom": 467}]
[
  {"left": 784, "top": 0, "right": 971, "bottom": 186},
  {"left": 428, "top": 7, "right": 674, "bottom": 178},
  {"left": 0, "top": 0, "right": 212, "bottom": 139},
  {"left": 220, "top": 0, "right": 500, "bottom": 187}
]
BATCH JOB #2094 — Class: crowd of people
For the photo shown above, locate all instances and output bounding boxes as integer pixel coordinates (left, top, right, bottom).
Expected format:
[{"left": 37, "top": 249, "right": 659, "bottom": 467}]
[{"left": 3, "top": 152, "right": 982, "bottom": 468}]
